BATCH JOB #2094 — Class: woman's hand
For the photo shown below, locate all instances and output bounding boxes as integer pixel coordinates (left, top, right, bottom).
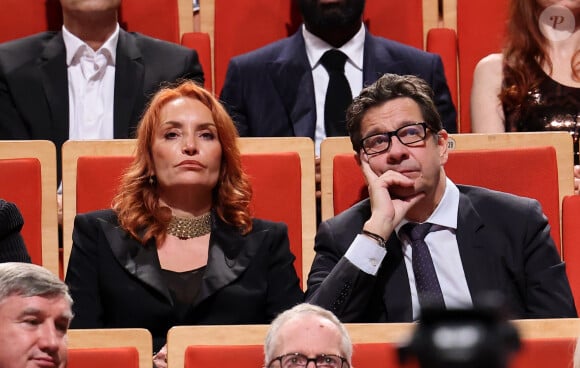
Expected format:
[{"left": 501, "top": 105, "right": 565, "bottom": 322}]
[{"left": 153, "top": 344, "right": 167, "bottom": 368}]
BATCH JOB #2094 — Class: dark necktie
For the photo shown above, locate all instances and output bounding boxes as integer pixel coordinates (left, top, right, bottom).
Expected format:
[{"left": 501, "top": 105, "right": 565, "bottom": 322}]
[
  {"left": 401, "top": 222, "right": 446, "bottom": 309},
  {"left": 320, "top": 49, "right": 352, "bottom": 137}
]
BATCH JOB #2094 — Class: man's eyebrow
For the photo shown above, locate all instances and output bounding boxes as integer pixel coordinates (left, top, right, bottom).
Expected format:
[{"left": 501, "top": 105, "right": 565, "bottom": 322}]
[{"left": 18, "top": 307, "right": 42, "bottom": 317}]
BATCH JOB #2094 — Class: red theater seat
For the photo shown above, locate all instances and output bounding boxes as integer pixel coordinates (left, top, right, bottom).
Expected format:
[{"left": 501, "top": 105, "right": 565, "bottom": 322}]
[
  {"left": 61, "top": 138, "right": 315, "bottom": 287},
  {"left": 181, "top": 32, "right": 213, "bottom": 92},
  {"left": 320, "top": 132, "right": 574, "bottom": 252},
  {"left": 68, "top": 328, "right": 152, "bottom": 368},
  {"left": 0, "top": 141, "right": 58, "bottom": 275}
]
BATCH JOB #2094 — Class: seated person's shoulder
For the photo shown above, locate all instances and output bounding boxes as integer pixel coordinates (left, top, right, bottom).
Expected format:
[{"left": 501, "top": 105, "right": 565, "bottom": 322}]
[
  {"left": 474, "top": 53, "right": 503, "bottom": 76},
  {"left": 130, "top": 32, "right": 194, "bottom": 56},
  {"left": 228, "top": 37, "right": 295, "bottom": 67},
  {"left": 458, "top": 184, "right": 539, "bottom": 214},
  {"left": 370, "top": 33, "right": 437, "bottom": 59},
  {"left": 0, "top": 32, "right": 60, "bottom": 67},
  {"left": 75, "top": 208, "right": 119, "bottom": 226},
  {"left": 248, "top": 217, "right": 288, "bottom": 234}
]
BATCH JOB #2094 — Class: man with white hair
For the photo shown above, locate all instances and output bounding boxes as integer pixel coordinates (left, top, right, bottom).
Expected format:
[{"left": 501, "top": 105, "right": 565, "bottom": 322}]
[{"left": 264, "top": 303, "right": 352, "bottom": 368}]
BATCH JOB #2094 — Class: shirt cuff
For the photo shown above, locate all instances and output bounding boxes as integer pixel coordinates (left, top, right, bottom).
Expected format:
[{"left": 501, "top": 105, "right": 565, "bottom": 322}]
[{"left": 344, "top": 234, "right": 387, "bottom": 275}]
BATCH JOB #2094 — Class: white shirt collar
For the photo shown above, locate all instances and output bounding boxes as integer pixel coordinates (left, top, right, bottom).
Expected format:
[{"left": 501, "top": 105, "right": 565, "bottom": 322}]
[
  {"left": 63, "top": 23, "right": 120, "bottom": 66},
  {"left": 302, "top": 23, "right": 365, "bottom": 71},
  {"left": 396, "top": 177, "right": 460, "bottom": 236}
]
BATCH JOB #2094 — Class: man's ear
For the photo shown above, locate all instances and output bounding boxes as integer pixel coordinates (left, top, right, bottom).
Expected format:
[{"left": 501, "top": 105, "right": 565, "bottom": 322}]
[
  {"left": 355, "top": 151, "right": 362, "bottom": 166},
  {"left": 437, "top": 129, "right": 449, "bottom": 165}
]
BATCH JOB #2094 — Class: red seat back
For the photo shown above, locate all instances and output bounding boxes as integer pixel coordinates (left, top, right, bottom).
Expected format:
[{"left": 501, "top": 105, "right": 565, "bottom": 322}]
[
  {"left": 181, "top": 32, "right": 213, "bottom": 92},
  {"left": 426, "top": 28, "right": 459, "bottom": 111},
  {"left": 241, "top": 153, "right": 303, "bottom": 286},
  {"left": 363, "top": 0, "right": 424, "bottom": 49},
  {"left": 512, "top": 337, "right": 576, "bottom": 368},
  {"left": 457, "top": 0, "right": 509, "bottom": 132},
  {"left": 0, "top": 158, "right": 43, "bottom": 264},
  {"left": 185, "top": 345, "right": 263, "bottom": 368},
  {"left": 119, "top": 0, "right": 180, "bottom": 43},
  {"left": 214, "top": 0, "right": 301, "bottom": 94},
  {"left": 330, "top": 146, "right": 560, "bottom": 250},
  {"left": 0, "top": 0, "right": 62, "bottom": 43},
  {"left": 76, "top": 156, "right": 134, "bottom": 214},
  {"left": 562, "top": 195, "right": 580, "bottom": 310},
  {"left": 68, "top": 347, "right": 139, "bottom": 368},
  {"left": 0, "top": 0, "right": 180, "bottom": 44},
  {"left": 74, "top": 152, "right": 304, "bottom": 286}
]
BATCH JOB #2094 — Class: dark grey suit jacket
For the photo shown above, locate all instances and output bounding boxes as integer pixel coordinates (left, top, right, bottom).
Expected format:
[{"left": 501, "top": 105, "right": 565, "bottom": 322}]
[
  {"left": 65, "top": 209, "right": 303, "bottom": 351},
  {"left": 220, "top": 29, "right": 457, "bottom": 137},
  {"left": 0, "top": 29, "right": 204, "bottom": 177},
  {"left": 305, "top": 185, "right": 577, "bottom": 321}
]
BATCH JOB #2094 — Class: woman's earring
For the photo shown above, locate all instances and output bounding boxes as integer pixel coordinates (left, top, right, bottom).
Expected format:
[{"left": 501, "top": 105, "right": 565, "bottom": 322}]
[{"left": 149, "top": 176, "right": 155, "bottom": 186}]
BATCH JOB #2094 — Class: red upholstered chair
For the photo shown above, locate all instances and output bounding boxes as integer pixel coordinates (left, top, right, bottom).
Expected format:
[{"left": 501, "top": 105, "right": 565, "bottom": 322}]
[
  {"left": 167, "top": 323, "right": 416, "bottom": 368},
  {"left": 69, "top": 347, "right": 139, "bottom": 368},
  {"left": 213, "top": 0, "right": 301, "bottom": 94},
  {"left": 446, "top": 146, "right": 561, "bottom": 250},
  {"left": 363, "top": 0, "right": 424, "bottom": 49},
  {"left": 562, "top": 195, "right": 580, "bottom": 311},
  {"left": 426, "top": 27, "right": 458, "bottom": 111},
  {"left": 0, "top": 0, "right": 62, "bottom": 43},
  {"left": 183, "top": 345, "right": 263, "bottom": 368},
  {"left": 0, "top": 141, "right": 58, "bottom": 275},
  {"left": 119, "top": 0, "right": 180, "bottom": 43},
  {"left": 68, "top": 328, "right": 152, "bottom": 368},
  {"left": 237, "top": 137, "right": 317, "bottom": 287},
  {"left": 61, "top": 139, "right": 137, "bottom": 277},
  {"left": 0, "top": 0, "right": 181, "bottom": 44},
  {"left": 181, "top": 32, "right": 213, "bottom": 92},
  {"left": 178, "top": 343, "right": 411, "bottom": 368},
  {"left": 320, "top": 132, "right": 574, "bottom": 252},
  {"left": 512, "top": 337, "right": 576, "bottom": 368},
  {"left": 456, "top": 0, "right": 509, "bottom": 133},
  {"left": 61, "top": 138, "right": 316, "bottom": 287}
]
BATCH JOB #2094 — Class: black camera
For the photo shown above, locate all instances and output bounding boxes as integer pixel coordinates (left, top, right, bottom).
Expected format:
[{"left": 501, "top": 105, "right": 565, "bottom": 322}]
[{"left": 398, "top": 304, "right": 521, "bottom": 368}]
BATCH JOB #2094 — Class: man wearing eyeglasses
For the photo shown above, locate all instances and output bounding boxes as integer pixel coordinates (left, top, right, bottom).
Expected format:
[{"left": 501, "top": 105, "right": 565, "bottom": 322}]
[
  {"left": 264, "top": 303, "right": 351, "bottom": 368},
  {"left": 306, "top": 73, "right": 577, "bottom": 321}
]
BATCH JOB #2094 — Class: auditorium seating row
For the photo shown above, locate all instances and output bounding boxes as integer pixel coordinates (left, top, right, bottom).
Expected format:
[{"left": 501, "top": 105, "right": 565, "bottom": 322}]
[
  {"left": 3, "top": 131, "right": 580, "bottom": 304},
  {"left": 1, "top": 0, "right": 508, "bottom": 131},
  {"left": 66, "top": 318, "right": 580, "bottom": 368}
]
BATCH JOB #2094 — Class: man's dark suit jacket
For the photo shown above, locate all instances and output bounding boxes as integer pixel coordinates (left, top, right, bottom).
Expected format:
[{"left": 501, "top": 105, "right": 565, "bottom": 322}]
[
  {"left": 0, "top": 29, "right": 204, "bottom": 176},
  {"left": 65, "top": 209, "right": 304, "bottom": 351},
  {"left": 220, "top": 29, "right": 457, "bottom": 137},
  {"left": 305, "top": 185, "right": 577, "bottom": 321}
]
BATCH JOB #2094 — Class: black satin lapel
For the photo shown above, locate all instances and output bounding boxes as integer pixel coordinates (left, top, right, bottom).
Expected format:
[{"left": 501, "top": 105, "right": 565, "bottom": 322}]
[
  {"left": 99, "top": 220, "right": 172, "bottom": 304},
  {"left": 456, "top": 193, "right": 494, "bottom": 305},
  {"left": 268, "top": 33, "right": 316, "bottom": 138},
  {"left": 113, "top": 30, "right": 143, "bottom": 138},
  {"left": 196, "top": 222, "right": 262, "bottom": 302},
  {"left": 382, "top": 233, "right": 413, "bottom": 321},
  {"left": 40, "top": 35, "right": 69, "bottom": 148}
]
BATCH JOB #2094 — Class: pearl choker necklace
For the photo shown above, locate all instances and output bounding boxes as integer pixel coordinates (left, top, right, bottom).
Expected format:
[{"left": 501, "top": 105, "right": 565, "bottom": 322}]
[{"left": 167, "top": 212, "right": 212, "bottom": 239}]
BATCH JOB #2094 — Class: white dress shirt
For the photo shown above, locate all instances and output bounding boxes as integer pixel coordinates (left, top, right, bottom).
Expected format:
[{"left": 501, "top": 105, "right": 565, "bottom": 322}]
[
  {"left": 302, "top": 24, "right": 365, "bottom": 156},
  {"left": 345, "top": 178, "right": 473, "bottom": 320},
  {"left": 63, "top": 24, "right": 119, "bottom": 141}
]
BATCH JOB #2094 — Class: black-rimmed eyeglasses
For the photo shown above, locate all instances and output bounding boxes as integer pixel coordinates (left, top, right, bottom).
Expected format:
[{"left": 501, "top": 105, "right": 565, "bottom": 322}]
[
  {"left": 267, "top": 353, "right": 349, "bottom": 368},
  {"left": 360, "top": 122, "right": 430, "bottom": 155}
]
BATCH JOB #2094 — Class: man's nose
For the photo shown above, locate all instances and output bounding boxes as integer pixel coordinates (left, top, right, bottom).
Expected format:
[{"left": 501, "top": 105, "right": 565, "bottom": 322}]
[
  {"left": 386, "top": 137, "right": 409, "bottom": 162},
  {"left": 37, "top": 323, "right": 60, "bottom": 351}
]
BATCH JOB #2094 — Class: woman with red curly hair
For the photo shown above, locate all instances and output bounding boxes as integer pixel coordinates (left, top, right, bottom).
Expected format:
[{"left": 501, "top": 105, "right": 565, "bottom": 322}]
[
  {"left": 471, "top": 0, "right": 580, "bottom": 189},
  {"left": 65, "top": 80, "right": 303, "bottom": 366}
]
